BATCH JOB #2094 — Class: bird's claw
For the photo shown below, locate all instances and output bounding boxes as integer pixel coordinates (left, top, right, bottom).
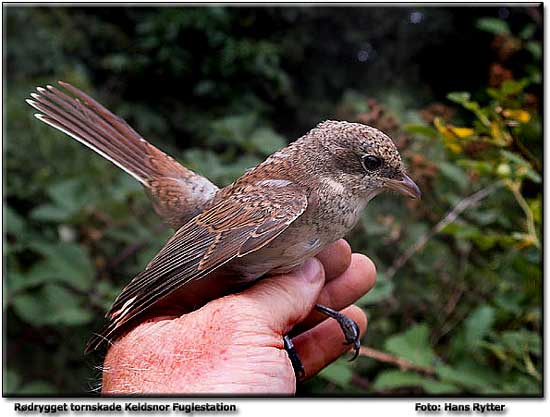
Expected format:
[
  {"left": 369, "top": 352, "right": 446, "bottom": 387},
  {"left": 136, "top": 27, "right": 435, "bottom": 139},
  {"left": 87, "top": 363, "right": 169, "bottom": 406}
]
[
  {"left": 284, "top": 334, "right": 305, "bottom": 380},
  {"left": 340, "top": 312, "right": 361, "bottom": 361},
  {"left": 315, "top": 304, "right": 361, "bottom": 361},
  {"left": 284, "top": 305, "right": 361, "bottom": 381}
]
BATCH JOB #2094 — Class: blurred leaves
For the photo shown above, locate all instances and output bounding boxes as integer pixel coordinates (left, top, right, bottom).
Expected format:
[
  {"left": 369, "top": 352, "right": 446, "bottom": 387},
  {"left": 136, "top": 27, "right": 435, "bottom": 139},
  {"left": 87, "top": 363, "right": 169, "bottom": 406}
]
[
  {"left": 30, "top": 179, "right": 90, "bottom": 222},
  {"left": 347, "top": 12, "right": 541, "bottom": 396},
  {"left": 385, "top": 324, "right": 436, "bottom": 368},
  {"left": 12, "top": 284, "right": 93, "bottom": 326},
  {"left": 318, "top": 360, "right": 354, "bottom": 389},
  {"left": 476, "top": 17, "right": 511, "bottom": 35}
]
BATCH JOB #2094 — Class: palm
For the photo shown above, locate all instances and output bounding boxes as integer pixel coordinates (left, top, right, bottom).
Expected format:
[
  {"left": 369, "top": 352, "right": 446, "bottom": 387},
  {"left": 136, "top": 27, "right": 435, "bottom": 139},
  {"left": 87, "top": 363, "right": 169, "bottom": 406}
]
[{"left": 101, "top": 240, "right": 376, "bottom": 395}]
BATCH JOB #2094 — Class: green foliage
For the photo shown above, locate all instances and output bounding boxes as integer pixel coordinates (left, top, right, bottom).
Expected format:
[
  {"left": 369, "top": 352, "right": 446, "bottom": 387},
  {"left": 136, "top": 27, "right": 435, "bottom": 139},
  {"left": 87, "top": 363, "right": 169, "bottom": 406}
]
[
  {"left": 366, "top": 16, "right": 541, "bottom": 395},
  {"left": 374, "top": 370, "right": 461, "bottom": 395},
  {"left": 318, "top": 360, "right": 354, "bottom": 389},
  {"left": 476, "top": 18, "right": 511, "bottom": 35},
  {"left": 385, "top": 324, "right": 436, "bottom": 368},
  {"left": 4, "top": 6, "right": 541, "bottom": 396}
]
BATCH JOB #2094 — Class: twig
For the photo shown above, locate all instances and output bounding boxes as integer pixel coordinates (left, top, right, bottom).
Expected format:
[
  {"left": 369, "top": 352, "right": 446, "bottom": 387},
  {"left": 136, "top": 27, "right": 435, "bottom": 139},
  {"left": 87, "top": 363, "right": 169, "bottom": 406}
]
[
  {"left": 506, "top": 179, "right": 540, "bottom": 248},
  {"left": 431, "top": 248, "right": 469, "bottom": 344},
  {"left": 359, "top": 346, "right": 435, "bottom": 375},
  {"left": 385, "top": 182, "right": 503, "bottom": 280}
]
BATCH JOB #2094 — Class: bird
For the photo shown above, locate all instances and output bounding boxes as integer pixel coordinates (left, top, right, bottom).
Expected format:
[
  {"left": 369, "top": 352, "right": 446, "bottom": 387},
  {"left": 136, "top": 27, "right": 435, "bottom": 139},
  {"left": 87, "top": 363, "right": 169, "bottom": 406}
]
[{"left": 27, "top": 82, "right": 420, "bottom": 377}]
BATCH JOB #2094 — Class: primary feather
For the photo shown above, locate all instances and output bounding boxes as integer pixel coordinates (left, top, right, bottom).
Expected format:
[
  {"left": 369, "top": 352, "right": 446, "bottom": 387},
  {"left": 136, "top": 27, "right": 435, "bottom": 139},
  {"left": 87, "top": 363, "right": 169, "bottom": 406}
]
[{"left": 84, "top": 183, "right": 308, "bottom": 353}]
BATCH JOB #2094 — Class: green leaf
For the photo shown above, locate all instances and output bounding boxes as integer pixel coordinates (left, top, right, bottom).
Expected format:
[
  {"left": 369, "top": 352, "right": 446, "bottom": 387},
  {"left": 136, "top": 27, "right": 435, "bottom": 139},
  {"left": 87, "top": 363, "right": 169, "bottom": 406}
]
[
  {"left": 500, "top": 149, "right": 541, "bottom": 183},
  {"left": 4, "top": 205, "right": 25, "bottom": 235},
  {"left": 373, "top": 370, "right": 425, "bottom": 390},
  {"left": 209, "top": 114, "right": 257, "bottom": 145},
  {"left": 500, "top": 374, "right": 541, "bottom": 395},
  {"left": 317, "top": 360, "right": 353, "bottom": 388},
  {"left": 357, "top": 275, "right": 394, "bottom": 305},
  {"left": 44, "top": 284, "right": 93, "bottom": 325},
  {"left": 500, "top": 330, "right": 541, "bottom": 356},
  {"left": 12, "top": 284, "right": 92, "bottom": 326},
  {"left": 520, "top": 23, "right": 536, "bottom": 40},
  {"left": 501, "top": 80, "right": 526, "bottom": 96},
  {"left": 385, "top": 324, "right": 436, "bottom": 367},
  {"left": 341, "top": 90, "right": 370, "bottom": 114},
  {"left": 47, "top": 178, "right": 89, "bottom": 212},
  {"left": 30, "top": 204, "right": 72, "bottom": 222},
  {"left": 500, "top": 149, "right": 529, "bottom": 165},
  {"left": 476, "top": 18, "right": 511, "bottom": 35},
  {"left": 447, "top": 92, "right": 471, "bottom": 104},
  {"left": 494, "top": 291, "right": 524, "bottom": 315},
  {"left": 526, "top": 41, "right": 542, "bottom": 60},
  {"left": 421, "top": 379, "right": 462, "bottom": 394},
  {"left": 248, "top": 127, "right": 287, "bottom": 155},
  {"left": 403, "top": 124, "right": 438, "bottom": 138},
  {"left": 373, "top": 369, "right": 461, "bottom": 394},
  {"left": 11, "top": 292, "right": 50, "bottom": 325},
  {"left": 464, "top": 305, "right": 495, "bottom": 347},
  {"left": 439, "top": 162, "right": 469, "bottom": 190},
  {"left": 28, "top": 242, "right": 95, "bottom": 291},
  {"left": 4, "top": 369, "right": 21, "bottom": 393},
  {"left": 436, "top": 363, "right": 498, "bottom": 392},
  {"left": 7, "top": 270, "right": 50, "bottom": 293},
  {"left": 17, "top": 381, "right": 57, "bottom": 394}
]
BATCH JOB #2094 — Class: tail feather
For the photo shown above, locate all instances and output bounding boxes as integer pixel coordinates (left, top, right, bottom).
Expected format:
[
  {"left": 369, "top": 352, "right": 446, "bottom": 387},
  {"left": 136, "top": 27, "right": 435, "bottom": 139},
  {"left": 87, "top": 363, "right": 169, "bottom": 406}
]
[
  {"left": 38, "top": 85, "right": 150, "bottom": 174},
  {"left": 27, "top": 81, "right": 220, "bottom": 230},
  {"left": 26, "top": 81, "right": 226, "bottom": 354},
  {"left": 27, "top": 83, "right": 153, "bottom": 184}
]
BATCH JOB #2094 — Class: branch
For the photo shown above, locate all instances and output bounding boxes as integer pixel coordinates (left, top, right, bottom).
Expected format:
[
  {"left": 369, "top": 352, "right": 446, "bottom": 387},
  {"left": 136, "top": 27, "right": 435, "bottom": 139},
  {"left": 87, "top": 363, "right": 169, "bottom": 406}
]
[
  {"left": 506, "top": 179, "right": 540, "bottom": 248},
  {"left": 359, "top": 346, "right": 435, "bottom": 375},
  {"left": 385, "top": 182, "right": 503, "bottom": 280}
]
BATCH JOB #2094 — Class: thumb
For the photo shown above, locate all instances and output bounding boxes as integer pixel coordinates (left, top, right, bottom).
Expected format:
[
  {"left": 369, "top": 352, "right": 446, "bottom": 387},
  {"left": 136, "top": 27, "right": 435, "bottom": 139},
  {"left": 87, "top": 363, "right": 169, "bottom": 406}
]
[{"left": 237, "top": 258, "right": 325, "bottom": 335}]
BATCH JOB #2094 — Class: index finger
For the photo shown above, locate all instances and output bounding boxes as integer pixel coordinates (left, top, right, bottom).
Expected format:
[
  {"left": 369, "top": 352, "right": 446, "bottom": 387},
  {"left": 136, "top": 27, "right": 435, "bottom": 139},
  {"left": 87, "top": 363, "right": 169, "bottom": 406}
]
[{"left": 315, "top": 239, "right": 352, "bottom": 281}]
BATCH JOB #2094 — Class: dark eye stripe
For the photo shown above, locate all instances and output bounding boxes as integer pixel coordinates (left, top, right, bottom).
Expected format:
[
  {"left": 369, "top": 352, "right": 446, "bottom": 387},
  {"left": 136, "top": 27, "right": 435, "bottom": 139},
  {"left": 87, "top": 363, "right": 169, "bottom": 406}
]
[{"left": 361, "top": 155, "right": 383, "bottom": 171}]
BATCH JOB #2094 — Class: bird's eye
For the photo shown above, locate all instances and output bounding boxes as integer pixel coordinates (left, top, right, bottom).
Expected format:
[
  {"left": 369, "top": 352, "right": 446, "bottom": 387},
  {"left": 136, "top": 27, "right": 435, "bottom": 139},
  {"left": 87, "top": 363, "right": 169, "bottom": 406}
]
[{"left": 361, "top": 155, "right": 383, "bottom": 171}]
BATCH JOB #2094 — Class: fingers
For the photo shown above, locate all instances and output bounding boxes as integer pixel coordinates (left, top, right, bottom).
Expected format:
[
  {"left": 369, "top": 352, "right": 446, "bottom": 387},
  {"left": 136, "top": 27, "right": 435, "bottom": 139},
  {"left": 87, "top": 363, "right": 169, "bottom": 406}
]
[
  {"left": 315, "top": 239, "right": 352, "bottom": 281},
  {"left": 299, "top": 253, "right": 376, "bottom": 330},
  {"left": 292, "top": 305, "right": 367, "bottom": 380},
  {"left": 238, "top": 257, "right": 325, "bottom": 334}
]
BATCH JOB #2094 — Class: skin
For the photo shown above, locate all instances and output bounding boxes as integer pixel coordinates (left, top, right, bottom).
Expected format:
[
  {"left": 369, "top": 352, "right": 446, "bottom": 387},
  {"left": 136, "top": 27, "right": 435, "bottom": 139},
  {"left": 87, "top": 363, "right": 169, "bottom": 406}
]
[{"left": 101, "top": 239, "right": 376, "bottom": 394}]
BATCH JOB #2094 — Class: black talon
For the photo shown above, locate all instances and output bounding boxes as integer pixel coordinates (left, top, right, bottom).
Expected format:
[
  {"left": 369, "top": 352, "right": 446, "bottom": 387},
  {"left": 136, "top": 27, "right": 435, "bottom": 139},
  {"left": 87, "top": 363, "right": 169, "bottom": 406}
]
[
  {"left": 314, "top": 304, "right": 361, "bottom": 361},
  {"left": 284, "top": 334, "right": 305, "bottom": 380}
]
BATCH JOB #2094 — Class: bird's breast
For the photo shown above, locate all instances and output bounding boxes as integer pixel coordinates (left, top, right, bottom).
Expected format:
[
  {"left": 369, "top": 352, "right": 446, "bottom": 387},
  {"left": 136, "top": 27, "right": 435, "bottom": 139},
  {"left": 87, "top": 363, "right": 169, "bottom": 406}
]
[{"left": 215, "top": 185, "right": 367, "bottom": 284}]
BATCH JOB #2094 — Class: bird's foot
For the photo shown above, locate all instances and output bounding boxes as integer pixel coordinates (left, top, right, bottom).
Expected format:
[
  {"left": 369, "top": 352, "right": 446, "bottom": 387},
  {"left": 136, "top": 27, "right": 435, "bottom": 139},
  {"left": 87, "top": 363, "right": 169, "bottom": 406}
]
[
  {"left": 314, "top": 304, "right": 361, "bottom": 361},
  {"left": 283, "top": 334, "right": 305, "bottom": 380}
]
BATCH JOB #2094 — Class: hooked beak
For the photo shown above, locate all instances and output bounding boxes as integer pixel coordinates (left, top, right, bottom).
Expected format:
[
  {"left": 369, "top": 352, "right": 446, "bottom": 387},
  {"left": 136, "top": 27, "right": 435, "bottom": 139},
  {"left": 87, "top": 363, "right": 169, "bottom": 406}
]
[{"left": 386, "top": 174, "right": 421, "bottom": 199}]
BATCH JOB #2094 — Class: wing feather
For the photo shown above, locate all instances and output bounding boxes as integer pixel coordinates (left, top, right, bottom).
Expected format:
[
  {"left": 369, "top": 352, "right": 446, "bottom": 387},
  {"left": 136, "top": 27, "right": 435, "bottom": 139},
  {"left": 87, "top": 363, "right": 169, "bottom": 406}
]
[{"left": 85, "top": 183, "right": 308, "bottom": 353}]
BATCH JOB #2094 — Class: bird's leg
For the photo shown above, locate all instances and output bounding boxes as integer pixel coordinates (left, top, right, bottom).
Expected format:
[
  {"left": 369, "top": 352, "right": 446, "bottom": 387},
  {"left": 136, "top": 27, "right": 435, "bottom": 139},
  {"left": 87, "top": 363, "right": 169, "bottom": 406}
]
[
  {"left": 314, "top": 304, "right": 361, "bottom": 361},
  {"left": 283, "top": 335, "right": 305, "bottom": 380}
]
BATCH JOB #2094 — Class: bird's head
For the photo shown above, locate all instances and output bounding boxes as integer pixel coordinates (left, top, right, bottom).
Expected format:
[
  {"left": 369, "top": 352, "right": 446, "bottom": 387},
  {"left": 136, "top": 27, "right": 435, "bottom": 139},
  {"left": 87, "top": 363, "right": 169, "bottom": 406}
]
[{"left": 310, "top": 120, "right": 421, "bottom": 201}]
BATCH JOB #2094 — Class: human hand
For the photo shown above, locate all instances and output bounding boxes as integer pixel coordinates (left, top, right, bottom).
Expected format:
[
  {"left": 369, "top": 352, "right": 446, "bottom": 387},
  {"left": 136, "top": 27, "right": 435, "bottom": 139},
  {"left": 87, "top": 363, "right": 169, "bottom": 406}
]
[{"left": 101, "top": 239, "right": 377, "bottom": 394}]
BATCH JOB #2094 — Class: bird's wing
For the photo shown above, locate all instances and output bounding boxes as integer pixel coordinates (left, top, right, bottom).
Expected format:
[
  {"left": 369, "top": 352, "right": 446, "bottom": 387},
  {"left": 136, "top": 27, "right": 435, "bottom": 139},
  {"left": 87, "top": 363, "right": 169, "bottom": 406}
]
[
  {"left": 26, "top": 82, "right": 218, "bottom": 229},
  {"left": 85, "top": 183, "right": 308, "bottom": 353}
]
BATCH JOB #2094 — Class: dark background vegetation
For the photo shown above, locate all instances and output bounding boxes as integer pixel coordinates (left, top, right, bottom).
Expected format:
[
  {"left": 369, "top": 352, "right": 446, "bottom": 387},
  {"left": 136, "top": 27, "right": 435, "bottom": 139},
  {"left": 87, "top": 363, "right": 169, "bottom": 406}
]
[{"left": 3, "top": 6, "right": 542, "bottom": 395}]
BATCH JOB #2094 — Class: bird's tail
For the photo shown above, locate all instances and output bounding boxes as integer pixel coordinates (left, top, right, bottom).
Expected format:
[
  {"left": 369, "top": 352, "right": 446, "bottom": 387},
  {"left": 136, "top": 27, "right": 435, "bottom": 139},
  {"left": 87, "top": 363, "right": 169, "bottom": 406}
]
[{"left": 26, "top": 81, "right": 156, "bottom": 185}]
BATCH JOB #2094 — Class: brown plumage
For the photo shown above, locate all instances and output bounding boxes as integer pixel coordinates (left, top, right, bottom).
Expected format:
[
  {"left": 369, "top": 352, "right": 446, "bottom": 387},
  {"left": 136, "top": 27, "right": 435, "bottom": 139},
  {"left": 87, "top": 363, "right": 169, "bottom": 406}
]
[
  {"left": 26, "top": 82, "right": 217, "bottom": 228},
  {"left": 27, "top": 82, "right": 420, "bottom": 354}
]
